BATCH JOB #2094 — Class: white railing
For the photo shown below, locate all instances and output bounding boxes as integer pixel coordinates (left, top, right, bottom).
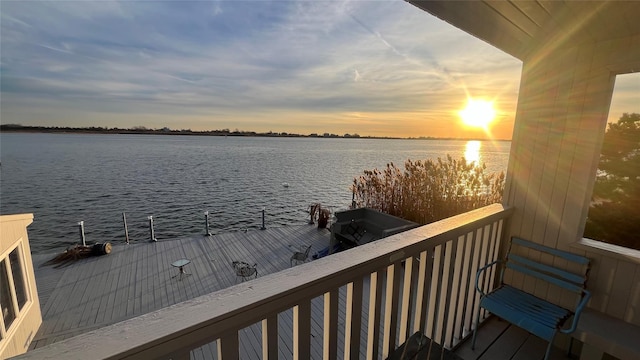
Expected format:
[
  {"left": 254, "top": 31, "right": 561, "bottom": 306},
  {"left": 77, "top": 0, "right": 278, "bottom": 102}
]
[{"left": 19, "top": 204, "right": 513, "bottom": 360}]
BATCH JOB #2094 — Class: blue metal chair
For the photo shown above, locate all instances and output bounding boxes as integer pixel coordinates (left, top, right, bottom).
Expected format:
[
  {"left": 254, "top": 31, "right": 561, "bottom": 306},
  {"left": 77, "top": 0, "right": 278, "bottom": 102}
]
[{"left": 472, "top": 237, "right": 591, "bottom": 360}]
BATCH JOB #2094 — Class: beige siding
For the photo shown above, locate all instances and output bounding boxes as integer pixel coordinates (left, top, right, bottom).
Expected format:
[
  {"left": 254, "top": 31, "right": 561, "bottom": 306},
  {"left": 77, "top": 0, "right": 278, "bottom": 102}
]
[
  {"left": 504, "top": 33, "right": 640, "bottom": 325},
  {"left": 0, "top": 214, "right": 42, "bottom": 358}
]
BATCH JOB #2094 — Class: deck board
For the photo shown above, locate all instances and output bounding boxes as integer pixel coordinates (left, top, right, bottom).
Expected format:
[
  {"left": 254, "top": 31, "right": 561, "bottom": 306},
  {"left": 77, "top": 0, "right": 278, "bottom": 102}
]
[{"left": 454, "top": 316, "right": 574, "bottom": 360}]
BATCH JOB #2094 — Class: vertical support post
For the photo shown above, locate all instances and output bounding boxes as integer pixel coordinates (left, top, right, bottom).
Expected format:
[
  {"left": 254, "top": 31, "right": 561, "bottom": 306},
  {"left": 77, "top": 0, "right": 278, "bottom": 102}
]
[
  {"left": 260, "top": 207, "right": 266, "bottom": 230},
  {"left": 351, "top": 190, "right": 356, "bottom": 209},
  {"left": 77, "top": 221, "right": 86, "bottom": 246},
  {"left": 122, "top": 212, "right": 130, "bottom": 244},
  {"left": 204, "top": 211, "right": 212, "bottom": 236},
  {"left": 148, "top": 215, "right": 157, "bottom": 242}
]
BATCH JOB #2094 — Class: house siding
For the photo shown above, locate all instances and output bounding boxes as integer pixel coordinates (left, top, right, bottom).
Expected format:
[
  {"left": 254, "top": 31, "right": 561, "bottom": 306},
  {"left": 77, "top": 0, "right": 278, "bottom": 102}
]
[{"left": 504, "top": 33, "right": 640, "bottom": 325}]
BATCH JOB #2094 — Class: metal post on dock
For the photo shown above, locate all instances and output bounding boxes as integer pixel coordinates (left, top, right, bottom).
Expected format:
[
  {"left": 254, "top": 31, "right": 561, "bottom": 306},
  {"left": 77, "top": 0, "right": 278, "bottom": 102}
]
[
  {"left": 123, "top": 212, "right": 130, "bottom": 244},
  {"left": 77, "top": 221, "right": 86, "bottom": 246},
  {"left": 260, "top": 207, "right": 266, "bottom": 230},
  {"left": 351, "top": 190, "right": 357, "bottom": 209},
  {"left": 148, "top": 215, "right": 157, "bottom": 242},
  {"left": 204, "top": 211, "right": 212, "bottom": 236}
]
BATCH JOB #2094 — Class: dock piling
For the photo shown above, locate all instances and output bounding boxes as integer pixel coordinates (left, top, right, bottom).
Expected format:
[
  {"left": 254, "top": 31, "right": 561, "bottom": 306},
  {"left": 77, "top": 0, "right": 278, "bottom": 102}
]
[
  {"left": 261, "top": 207, "right": 266, "bottom": 230},
  {"left": 123, "top": 212, "right": 130, "bottom": 244},
  {"left": 204, "top": 211, "right": 212, "bottom": 236},
  {"left": 77, "top": 221, "right": 86, "bottom": 246},
  {"left": 148, "top": 215, "right": 157, "bottom": 242}
]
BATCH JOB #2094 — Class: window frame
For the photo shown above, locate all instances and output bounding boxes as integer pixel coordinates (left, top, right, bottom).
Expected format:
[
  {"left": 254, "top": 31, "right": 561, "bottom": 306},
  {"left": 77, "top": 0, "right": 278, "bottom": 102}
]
[
  {"left": 0, "top": 242, "right": 31, "bottom": 342},
  {"left": 581, "top": 71, "right": 640, "bottom": 253}
]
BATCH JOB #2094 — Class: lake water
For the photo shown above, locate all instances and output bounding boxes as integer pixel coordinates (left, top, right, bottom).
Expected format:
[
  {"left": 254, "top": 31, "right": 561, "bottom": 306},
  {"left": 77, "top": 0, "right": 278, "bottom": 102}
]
[{"left": 0, "top": 133, "right": 510, "bottom": 254}]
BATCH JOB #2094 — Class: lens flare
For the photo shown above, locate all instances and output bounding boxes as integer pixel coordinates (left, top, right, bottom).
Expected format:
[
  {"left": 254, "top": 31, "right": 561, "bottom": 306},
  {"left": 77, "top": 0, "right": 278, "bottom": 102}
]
[{"left": 459, "top": 99, "right": 496, "bottom": 129}]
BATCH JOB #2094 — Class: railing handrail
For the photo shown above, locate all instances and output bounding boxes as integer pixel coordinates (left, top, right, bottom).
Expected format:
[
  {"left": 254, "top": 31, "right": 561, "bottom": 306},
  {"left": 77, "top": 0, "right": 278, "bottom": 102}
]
[{"left": 17, "top": 204, "right": 513, "bottom": 360}]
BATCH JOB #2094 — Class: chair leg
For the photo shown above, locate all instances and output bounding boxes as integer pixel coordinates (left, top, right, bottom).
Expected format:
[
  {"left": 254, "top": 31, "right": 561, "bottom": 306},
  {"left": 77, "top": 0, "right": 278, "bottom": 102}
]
[
  {"left": 567, "top": 337, "right": 574, "bottom": 357},
  {"left": 544, "top": 340, "right": 553, "bottom": 360}
]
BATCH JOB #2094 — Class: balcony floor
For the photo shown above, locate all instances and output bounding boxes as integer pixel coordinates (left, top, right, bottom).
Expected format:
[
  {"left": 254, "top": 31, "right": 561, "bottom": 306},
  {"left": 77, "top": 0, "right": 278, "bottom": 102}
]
[{"left": 454, "top": 316, "right": 574, "bottom": 360}]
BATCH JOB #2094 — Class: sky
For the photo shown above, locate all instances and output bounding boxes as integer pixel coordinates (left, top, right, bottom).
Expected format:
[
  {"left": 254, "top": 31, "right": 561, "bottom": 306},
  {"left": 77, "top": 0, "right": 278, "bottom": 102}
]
[{"left": 0, "top": 1, "right": 637, "bottom": 139}]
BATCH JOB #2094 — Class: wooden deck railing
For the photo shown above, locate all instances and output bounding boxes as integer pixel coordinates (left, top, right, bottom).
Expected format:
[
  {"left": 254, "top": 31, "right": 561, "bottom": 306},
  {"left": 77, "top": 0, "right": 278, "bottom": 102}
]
[{"left": 19, "top": 204, "right": 513, "bottom": 360}]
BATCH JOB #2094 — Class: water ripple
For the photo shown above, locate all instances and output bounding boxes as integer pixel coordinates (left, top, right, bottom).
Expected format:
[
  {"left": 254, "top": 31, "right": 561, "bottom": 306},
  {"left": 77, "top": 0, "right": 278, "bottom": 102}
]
[{"left": 0, "top": 133, "right": 510, "bottom": 253}]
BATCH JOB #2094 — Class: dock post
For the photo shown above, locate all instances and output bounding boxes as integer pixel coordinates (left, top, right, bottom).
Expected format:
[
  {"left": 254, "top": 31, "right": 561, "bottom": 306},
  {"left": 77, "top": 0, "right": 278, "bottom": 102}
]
[
  {"left": 351, "top": 190, "right": 357, "bottom": 209},
  {"left": 77, "top": 221, "right": 86, "bottom": 246},
  {"left": 204, "top": 211, "right": 212, "bottom": 236},
  {"left": 123, "top": 212, "right": 130, "bottom": 244},
  {"left": 148, "top": 215, "right": 157, "bottom": 242},
  {"left": 261, "top": 207, "right": 266, "bottom": 230}
]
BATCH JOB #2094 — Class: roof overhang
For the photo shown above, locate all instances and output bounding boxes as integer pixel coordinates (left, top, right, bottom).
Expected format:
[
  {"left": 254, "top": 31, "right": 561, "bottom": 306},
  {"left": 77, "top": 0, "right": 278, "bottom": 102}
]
[{"left": 407, "top": 1, "right": 640, "bottom": 62}]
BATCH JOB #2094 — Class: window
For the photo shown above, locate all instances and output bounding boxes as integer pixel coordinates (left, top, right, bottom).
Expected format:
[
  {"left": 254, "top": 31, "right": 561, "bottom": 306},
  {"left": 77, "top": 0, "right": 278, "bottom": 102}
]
[
  {"left": 0, "top": 259, "right": 16, "bottom": 330},
  {"left": 0, "top": 246, "right": 29, "bottom": 336},
  {"left": 9, "top": 249, "right": 27, "bottom": 310},
  {"left": 584, "top": 72, "right": 640, "bottom": 250}
]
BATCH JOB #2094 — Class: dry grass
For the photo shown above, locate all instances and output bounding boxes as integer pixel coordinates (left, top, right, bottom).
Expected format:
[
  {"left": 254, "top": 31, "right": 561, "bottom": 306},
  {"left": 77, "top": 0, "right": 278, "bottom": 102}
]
[{"left": 351, "top": 155, "right": 505, "bottom": 225}]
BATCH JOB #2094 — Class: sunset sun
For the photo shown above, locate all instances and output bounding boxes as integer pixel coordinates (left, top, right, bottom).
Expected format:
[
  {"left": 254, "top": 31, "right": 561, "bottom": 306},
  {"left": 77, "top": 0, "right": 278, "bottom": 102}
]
[{"left": 459, "top": 98, "right": 496, "bottom": 129}]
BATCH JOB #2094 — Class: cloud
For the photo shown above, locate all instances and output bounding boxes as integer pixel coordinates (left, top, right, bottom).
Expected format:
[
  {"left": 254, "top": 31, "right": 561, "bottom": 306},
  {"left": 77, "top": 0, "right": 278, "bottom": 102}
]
[{"left": 1, "top": 0, "right": 528, "bottom": 138}]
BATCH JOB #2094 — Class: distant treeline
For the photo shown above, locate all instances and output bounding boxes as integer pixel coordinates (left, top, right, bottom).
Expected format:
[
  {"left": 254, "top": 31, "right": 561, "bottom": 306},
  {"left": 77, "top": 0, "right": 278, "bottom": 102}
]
[
  {"left": 0, "top": 124, "right": 401, "bottom": 139},
  {"left": 0, "top": 124, "right": 497, "bottom": 141}
]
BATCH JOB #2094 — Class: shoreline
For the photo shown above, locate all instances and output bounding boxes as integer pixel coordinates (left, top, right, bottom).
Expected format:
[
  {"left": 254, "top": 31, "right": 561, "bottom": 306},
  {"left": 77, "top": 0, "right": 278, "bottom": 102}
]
[{"left": 0, "top": 126, "right": 511, "bottom": 142}]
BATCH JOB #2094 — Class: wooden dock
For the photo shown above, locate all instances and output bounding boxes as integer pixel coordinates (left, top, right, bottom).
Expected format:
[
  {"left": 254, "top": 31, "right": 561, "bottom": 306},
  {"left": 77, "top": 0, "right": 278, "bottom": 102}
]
[{"left": 30, "top": 224, "right": 331, "bottom": 351}]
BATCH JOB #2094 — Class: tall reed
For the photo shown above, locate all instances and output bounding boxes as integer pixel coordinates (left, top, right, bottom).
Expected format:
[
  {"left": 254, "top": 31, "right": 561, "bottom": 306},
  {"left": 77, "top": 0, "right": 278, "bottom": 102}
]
[{"left": 351, "top": 155, "right": 505, "bottom": 225}]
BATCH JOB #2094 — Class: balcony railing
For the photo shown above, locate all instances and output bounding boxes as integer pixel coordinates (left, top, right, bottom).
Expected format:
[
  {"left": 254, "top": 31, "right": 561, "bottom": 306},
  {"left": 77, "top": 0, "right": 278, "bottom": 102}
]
[{"left": 19, "top": 203, "right": 513, "bottom": 360}]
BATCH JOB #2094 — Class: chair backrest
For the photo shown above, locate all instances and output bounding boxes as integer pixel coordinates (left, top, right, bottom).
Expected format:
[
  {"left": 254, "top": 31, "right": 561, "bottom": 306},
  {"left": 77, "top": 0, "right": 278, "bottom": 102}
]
[
  {"left": 303, "top": 245, "right": 312, "bottom": 257},
  {"left": 505, "top": 237, "right": 590, "bottom": 295},
  {"left": 239, "top": 265, "right": 256, "bottom": 277},
  {"left": 232, "top": 261, "right": 257, "bottom": 276}
]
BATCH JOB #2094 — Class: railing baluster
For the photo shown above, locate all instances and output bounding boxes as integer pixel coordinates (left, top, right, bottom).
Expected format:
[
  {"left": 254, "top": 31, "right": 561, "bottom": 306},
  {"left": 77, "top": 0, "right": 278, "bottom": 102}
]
[
  {"left": 487, "top": 220, "right": 504, "bottom": 291},
  {"left": 398, "top": 256, "right": 414, "bottom": 344},
  {"left": 456, "top": 232, "right": 474, "bottom": 340},
  {"left": 451, "top": 234, "right": 468, "bottom": 344},
  {"left": 443, "top": 236, "right": 463, "bottom": 348},
  {"left": 344, "top": 280, "right": 363, "bottom": 360},
  {"left": 422, "top": 247, "right": 436, "bottom": 337},
  {"left": 407, "top": 253, "right": 421, "bottom": 335},
  {"left": 414, "top": 250, "right": 430, "bottom": 334},
  {"left": 477, "top": 225, "right": 492, "bottom": 321},
  {"left": 480, "top": 221, "right": 499, "bottom": 320},
  {"left": 293, "top": 302, "right": 311, "bottom": 360},
  {"left": 323, "top": 289, "right": 339, "bottom": 360},
  {"left": 218, "top": 332, "right": 239, "bottom": 359},
  {"left": 262, "top": 314, "right": 278, "bottom": 359},
  {"left": 470, "top": 227, "right": 485, "bottom": 331},
  {"left": 382, "top": 262, "right": 403, "bottom": 358},
  {"left": 426, "top": 245, "right": 443, "bottom": 341},
  {"left": 167, "top": 349, "right": 190, "bottom": 360},
  {"left": 437, "top": 240, "right": 456, "bottom": 347},
  {"left": 366, "top": 270, "right": 384, "bottom": 360}
]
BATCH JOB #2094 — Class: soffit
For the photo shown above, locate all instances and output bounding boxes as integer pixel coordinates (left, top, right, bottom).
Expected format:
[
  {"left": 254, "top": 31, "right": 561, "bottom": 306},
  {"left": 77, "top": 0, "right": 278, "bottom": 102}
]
[{"left": 407, "top": 1, "right": 640, "bottom": 61}]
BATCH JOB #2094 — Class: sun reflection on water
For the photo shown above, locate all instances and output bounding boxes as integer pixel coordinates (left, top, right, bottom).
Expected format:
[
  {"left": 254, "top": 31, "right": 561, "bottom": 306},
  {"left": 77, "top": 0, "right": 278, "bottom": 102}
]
[{"left": 465, "top": 140, "right": 481, "bottom": 165}]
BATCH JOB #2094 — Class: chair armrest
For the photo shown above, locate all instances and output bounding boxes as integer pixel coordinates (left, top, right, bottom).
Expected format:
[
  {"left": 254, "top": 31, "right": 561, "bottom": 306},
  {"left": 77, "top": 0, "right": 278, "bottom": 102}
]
[
  {"left": 475, "top": 260, "right": 502, "bottom": 296},
  {"left": 560, "top": 289, "right": 591, "bottom": 334}
]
